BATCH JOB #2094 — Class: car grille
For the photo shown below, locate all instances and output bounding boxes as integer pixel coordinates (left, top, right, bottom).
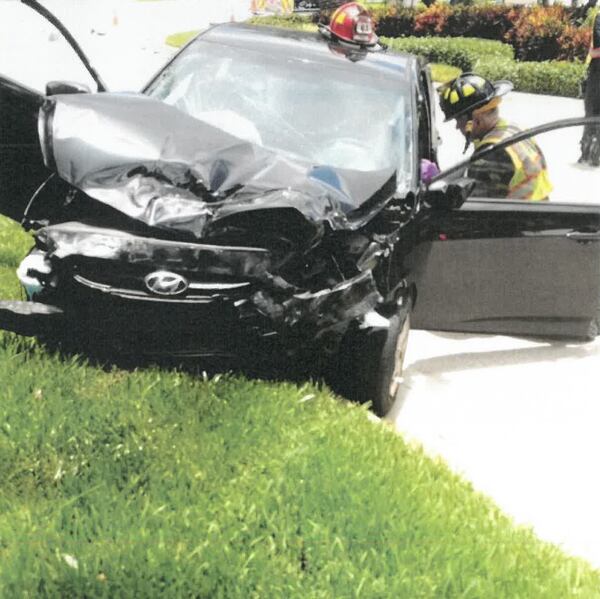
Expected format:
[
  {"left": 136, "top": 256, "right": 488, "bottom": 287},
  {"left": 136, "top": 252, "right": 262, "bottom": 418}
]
[{"left": 72, "top": 272, "right": 252, "bottom": 303}]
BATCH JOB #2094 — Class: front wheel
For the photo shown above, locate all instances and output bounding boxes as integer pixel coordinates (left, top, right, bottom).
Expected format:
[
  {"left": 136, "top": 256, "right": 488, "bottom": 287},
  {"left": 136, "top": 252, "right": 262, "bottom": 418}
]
[
  {"left": 370, "top": 311, "right": 410, "bottom": 416},
  {"left": 330, "top": 303, "right": 411, "bottom": 417}
]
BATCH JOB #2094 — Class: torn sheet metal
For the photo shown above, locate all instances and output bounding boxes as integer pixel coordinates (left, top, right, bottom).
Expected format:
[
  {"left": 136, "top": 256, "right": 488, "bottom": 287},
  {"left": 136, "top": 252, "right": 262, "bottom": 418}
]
[
  {"left": 5, "top": 91, "right": 406, "bottom": 356},
  {"left": 39, "top": 93, "right": 397, "bottom": 237},
  {"left": 246, "top": 270, "right": 381, "bottom": 328},
  {"left": 24, "top": 219, "right": 384, "bottom": 349},
  {"left": 283, "top": 270, "right": 382, "bottom": 328},
  {"left": 36, "top": 222, "right": 274, "bottom": 281}
]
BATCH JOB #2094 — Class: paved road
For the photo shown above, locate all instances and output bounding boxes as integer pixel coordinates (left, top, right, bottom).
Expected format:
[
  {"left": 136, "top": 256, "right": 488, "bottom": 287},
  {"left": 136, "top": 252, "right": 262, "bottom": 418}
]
[{"left": 1, "top": 0, "right": 600, "bottom": 569}]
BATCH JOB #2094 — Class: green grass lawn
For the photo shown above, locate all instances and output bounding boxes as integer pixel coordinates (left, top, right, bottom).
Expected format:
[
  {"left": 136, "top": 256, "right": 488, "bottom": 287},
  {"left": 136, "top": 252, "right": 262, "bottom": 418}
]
[
  {"left": 165, "top": 30, "right": 199, "bottom": 48},
  {"left": 0, "top": 216, "right": 599, "bottom": 596}
]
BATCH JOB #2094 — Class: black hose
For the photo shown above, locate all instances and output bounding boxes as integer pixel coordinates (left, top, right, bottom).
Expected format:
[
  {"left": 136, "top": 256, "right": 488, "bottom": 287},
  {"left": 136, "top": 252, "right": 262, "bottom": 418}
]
[
  {"left": 430, "top": 116, "right": 600, "bottom": 184},
  {"left": 20, "top": 0, "right": 108, "bottom": 92}
]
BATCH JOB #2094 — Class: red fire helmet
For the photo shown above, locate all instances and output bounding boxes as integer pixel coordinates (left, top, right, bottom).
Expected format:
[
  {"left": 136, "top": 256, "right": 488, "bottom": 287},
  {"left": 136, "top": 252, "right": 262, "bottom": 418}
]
[{"left": 329, "top": 2, "right": 377, "bottom": 46}]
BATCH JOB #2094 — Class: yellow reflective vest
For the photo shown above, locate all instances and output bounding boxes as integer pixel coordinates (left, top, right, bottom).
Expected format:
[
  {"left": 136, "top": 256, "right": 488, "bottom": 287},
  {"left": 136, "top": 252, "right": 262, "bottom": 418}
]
[{"left": 473, "top": 120, "right": 553, "bottom": 201}]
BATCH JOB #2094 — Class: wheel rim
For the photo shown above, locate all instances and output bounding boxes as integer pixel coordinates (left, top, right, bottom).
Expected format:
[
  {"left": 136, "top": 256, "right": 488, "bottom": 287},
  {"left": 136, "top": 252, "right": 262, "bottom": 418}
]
[{"left": 387, "top": 314, "right": 410, "bottom": 403}]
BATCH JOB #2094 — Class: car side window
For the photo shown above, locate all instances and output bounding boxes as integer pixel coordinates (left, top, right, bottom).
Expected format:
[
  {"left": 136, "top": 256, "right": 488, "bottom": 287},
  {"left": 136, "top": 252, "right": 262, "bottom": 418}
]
[{"left": 417, "top": 65, "right": 438, "bottom": 163}]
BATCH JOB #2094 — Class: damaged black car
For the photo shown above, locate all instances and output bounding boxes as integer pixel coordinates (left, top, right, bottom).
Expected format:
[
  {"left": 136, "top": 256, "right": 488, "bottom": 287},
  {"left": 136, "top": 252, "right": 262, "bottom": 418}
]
[{"left": 1, "top": 0, "right": 600, "bottom": 416}]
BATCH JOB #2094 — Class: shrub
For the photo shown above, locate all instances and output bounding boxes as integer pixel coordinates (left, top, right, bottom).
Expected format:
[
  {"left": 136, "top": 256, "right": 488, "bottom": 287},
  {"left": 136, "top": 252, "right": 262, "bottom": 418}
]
[
  {"left": 414, "top": 4, "right": 453, "bottom": 36},
  {"left": 558, "top": 25, "right": 592, "bottom": 62},
  {"left": 247, "top": 14, "right": 317, "bottom": 30},
  {"left": 506, "top": 6, "right": 571, "bottom": 62},
  {"left": 478, "top": 58, "right": 586, "bottom": 97},
  {"left": 344, "top": 4, "right": 592, "bottom": 63},
  {"left": 382, "top": 36, "right": 514, "bottom": 72},
  {"left": 445, "top": 5, "right": 516, "bottom": 40},
  {"left": 584, "top": 5, "right": 600, "bottom": 26},
  {"left": 383, "top": 36, "right": 585, "bottom": 97},
  {"left": 374, "top": 8, "right": 417, "bottom": 38}
]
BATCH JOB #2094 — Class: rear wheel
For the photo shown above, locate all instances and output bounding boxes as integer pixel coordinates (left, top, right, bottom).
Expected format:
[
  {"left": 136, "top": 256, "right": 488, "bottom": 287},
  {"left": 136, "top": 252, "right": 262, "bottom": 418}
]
[{"left": 331, "top": 303, "right": 411, "bottom": 417}]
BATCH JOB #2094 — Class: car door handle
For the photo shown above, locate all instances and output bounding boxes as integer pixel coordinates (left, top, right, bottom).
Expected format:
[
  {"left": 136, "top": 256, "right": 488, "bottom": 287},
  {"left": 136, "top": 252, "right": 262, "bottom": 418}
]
[{"left": 566, "top": 230, "right": 600, "bottom": 242}]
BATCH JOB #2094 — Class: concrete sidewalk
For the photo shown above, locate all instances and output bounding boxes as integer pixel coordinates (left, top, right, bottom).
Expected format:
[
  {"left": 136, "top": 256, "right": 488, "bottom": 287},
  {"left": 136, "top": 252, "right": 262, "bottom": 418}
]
[
  {"left": 392, "top": 331, "right": 600, "bottom": 568},
  {"left": 1, "top": 0, "right": 600, "bottom": 569},
  {"left": 403, "top": 87, "right": 600, "bottom": 567}
]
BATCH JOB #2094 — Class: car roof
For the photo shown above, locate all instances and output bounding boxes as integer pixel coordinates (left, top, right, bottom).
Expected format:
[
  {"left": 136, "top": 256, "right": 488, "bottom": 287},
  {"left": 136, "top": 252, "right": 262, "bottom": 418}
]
[{"left": 192, "top": 22, "right": 416, "bottom": 84}]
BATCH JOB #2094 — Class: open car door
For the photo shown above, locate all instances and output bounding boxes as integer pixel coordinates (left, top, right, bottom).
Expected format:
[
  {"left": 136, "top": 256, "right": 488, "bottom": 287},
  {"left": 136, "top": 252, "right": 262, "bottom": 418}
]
[
  {"left": 0, "top": 75, "right": 48, "bottom": 221},
  {"left": 410, "top": 118, "right": 600, "bottom": 339},
  {"left": 0, "top": 0, "right": 107, "bottom": 222}
]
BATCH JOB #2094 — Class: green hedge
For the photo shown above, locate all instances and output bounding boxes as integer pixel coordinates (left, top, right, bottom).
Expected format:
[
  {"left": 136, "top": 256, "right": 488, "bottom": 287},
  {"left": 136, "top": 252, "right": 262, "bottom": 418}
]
[
  {"left": 372, "top": 4, "right": 592, "bottom": 62},
  {"left": 477, "top": 58, "right": 586, "bottom": 98},
  {"left": 382, "top": 36, "right": 514, "bottom": 71},
  {"left": 383, "top": 36, "right": 585, "bottom": 97},
  {"left": 247, "top": 14, "right": 317, "bottom": 31}
]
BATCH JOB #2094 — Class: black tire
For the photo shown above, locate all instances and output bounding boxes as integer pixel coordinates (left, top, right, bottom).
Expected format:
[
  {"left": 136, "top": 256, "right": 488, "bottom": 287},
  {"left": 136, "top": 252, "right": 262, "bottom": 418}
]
[
  {"left": 330, "top": 304, "right": 410, "bottom": 417},
  {"left": 370, "top": 311, "right": 410, "bottom": 416}
]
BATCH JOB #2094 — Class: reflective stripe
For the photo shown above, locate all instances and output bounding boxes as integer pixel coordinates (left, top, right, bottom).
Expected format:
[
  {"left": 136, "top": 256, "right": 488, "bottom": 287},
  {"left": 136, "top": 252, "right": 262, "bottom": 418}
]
[
  {"left": 509, "top": 169, "right": 552, "bottom": 201},
  {"left": 589, "top": 47, "right": 600, "bottom": 59},
  {"left": 505, "top": 145, "right": 523, "bottom": 172}
]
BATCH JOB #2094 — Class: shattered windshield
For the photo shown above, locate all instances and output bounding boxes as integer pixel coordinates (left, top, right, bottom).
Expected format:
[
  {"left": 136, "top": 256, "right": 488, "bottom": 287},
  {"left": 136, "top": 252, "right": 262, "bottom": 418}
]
[{"left": 145, "top": 39, "right": 413, "bottom": 175}]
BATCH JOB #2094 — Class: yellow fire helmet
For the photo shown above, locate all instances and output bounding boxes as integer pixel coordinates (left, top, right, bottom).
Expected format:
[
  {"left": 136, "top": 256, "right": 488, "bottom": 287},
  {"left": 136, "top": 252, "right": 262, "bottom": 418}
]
[{"left": 439, "top": 72, "right": 513, "bottom": 121}]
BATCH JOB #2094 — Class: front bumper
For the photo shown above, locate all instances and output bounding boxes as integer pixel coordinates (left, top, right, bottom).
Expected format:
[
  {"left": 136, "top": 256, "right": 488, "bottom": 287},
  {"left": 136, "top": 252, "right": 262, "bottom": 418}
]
[{"left": 11, "top": 223, "right": 383, "bottom": 357}]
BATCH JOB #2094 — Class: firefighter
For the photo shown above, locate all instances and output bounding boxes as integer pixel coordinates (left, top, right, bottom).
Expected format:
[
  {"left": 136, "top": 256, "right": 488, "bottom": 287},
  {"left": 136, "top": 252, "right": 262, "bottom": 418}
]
[
  {"left": 579, "top": 8, "right": 600, "bottom": 166},
  {"left": 439, "top": 73, "right": 553, "bottom": 201}
]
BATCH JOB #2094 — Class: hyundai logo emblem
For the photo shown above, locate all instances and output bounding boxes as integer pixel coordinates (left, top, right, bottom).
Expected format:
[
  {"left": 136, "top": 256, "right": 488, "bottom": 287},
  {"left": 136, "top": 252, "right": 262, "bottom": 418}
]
[{"left": 144, "top": 271, "right": 189, "bottom": 296}]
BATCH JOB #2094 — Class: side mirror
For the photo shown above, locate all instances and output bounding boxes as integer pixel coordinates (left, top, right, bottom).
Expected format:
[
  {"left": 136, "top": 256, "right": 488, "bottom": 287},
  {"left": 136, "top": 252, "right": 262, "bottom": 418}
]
[
  {"left": 423, "top": 177, "right": 475, "bottom": 211},
  {"left": 45, "top": 80, "right": 91, "bottom": 96}
]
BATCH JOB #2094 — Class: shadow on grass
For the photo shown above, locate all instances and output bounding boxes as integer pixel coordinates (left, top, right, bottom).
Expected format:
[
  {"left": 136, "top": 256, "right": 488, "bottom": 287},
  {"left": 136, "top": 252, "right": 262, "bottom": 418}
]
[{"left": 0, "top": 327, "right": 336, "bottom": 395}]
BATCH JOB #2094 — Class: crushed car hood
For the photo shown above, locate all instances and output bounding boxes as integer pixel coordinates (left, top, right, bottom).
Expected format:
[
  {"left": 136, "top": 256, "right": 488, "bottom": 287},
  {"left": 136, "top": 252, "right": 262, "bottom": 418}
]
[{"left": 39, "top": 93, "right": 397, "bottom": 238}]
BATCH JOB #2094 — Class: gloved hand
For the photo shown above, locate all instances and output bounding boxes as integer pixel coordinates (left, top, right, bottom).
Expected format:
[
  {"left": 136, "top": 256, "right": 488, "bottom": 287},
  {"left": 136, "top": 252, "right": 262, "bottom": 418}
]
[{"left": 420, "top": 158, "right": 440, "bottom": 184}]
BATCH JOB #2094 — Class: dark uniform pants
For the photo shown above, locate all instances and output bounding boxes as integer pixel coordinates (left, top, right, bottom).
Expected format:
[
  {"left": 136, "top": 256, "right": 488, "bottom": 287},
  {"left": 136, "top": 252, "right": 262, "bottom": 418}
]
[{"left": 581, "top": 61, "right": 600, "bottom": 163}]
